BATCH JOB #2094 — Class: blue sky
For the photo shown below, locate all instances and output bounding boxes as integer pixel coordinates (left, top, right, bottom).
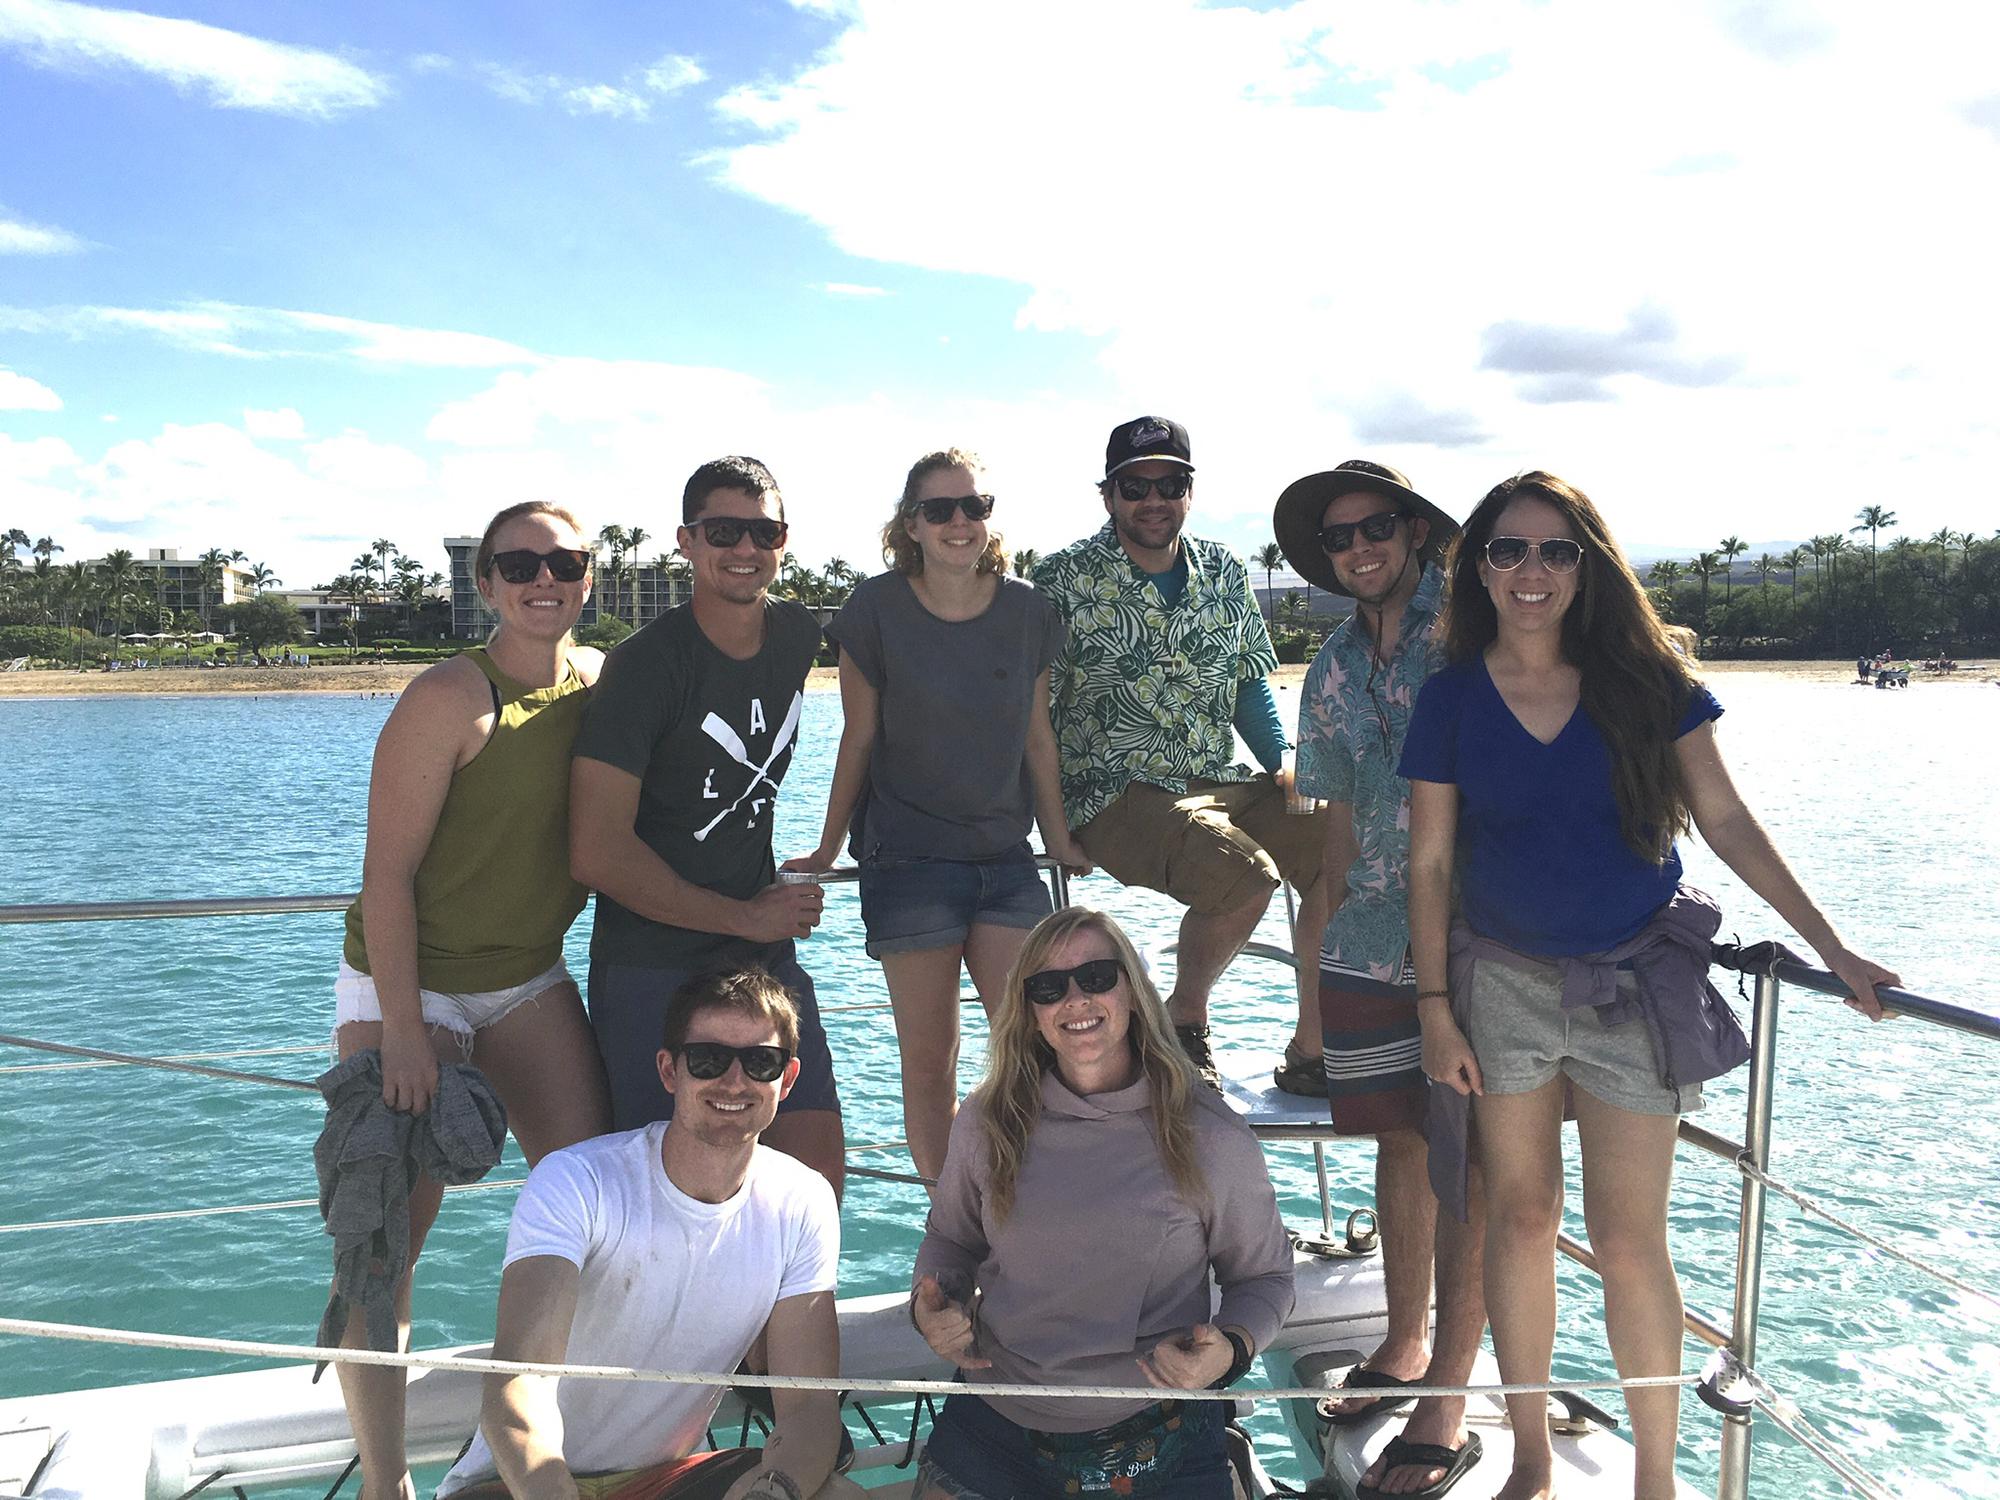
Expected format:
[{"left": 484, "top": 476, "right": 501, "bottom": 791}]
[{"left": 3, "top": 0, "right": 1997, "bottom": 589}]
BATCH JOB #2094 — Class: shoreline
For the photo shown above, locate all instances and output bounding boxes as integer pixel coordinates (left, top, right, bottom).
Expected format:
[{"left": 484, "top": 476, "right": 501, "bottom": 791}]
[{"left": 0, "top": 656, "right": 1990, "bottom": 701}]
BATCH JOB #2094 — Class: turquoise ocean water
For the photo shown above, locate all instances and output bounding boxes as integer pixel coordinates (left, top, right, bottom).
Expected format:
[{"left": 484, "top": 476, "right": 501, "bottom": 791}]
[{"left": 1, "top": 675, "right": 1995, "bottom": 1498}]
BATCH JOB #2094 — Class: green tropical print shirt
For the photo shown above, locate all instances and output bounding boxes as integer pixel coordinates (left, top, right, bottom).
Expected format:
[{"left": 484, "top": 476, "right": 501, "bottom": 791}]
[{"left": 1033, "top": 521, "right": 1279, "bottom": 829}]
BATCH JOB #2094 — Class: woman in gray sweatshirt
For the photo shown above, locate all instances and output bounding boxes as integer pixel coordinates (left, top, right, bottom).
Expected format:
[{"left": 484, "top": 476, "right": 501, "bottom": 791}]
[{"left": 911, "top": 906, "right": 1295, "bottom": 1500}]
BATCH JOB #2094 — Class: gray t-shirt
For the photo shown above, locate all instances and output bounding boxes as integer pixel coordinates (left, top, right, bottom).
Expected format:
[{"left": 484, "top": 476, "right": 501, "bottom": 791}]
[{"left": 824, "top": 571, "right": 1065, "bottom": 861}]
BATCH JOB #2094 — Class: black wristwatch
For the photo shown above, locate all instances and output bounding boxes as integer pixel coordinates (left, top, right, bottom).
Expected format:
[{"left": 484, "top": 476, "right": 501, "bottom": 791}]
[{"left": 1209, "top": 1328, "right": 1254, "bottom": 1389}]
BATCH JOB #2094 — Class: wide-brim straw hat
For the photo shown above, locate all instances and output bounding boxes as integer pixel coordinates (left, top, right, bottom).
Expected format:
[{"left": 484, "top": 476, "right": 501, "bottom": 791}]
[{"left": 1273, "top": 459, "right": 1461, "bottom": 598}]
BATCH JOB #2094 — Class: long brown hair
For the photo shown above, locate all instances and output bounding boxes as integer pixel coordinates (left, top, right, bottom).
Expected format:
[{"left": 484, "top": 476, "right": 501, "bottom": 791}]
[
  {"left": 881, "top": 448, "right": 1008, "bottom": 577},
  {"left": 1438, "top": 472, "right": 1700, "bottom": 862},
  {"left": 976, "top": 906, "right": 1204, "bottom": 1223}
]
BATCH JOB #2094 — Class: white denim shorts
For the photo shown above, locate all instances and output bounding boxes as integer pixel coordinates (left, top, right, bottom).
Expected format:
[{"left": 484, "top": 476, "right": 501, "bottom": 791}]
[{"left": 332, "top": 958, "right": 575, "bottom": 1055}]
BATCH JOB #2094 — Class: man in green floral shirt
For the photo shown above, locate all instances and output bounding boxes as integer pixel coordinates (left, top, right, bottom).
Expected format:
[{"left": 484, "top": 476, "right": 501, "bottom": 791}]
[{"left": 1033, "top": 415, "right": 1326, "bottom": 1081}]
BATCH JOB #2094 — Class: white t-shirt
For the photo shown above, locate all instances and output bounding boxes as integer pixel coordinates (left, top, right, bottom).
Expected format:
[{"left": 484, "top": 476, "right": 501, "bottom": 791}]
[{"left": 439, "top": 1123, "right": 840, "bottom": 1494}]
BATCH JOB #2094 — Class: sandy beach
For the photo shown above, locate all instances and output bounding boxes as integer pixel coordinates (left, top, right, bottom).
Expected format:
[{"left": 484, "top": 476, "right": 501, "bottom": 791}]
[{"left": 1, "top": 656, "right": 1990, "bottom": 700}]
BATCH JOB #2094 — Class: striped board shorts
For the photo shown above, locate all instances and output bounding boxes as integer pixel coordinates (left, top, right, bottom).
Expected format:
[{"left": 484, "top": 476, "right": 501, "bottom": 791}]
[{"left": 1319, "top": 952, "right": 1427, "bottom": 1135}]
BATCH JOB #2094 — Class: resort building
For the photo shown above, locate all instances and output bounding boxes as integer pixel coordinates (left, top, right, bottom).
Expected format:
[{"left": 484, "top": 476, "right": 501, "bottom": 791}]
[
  {"left": 80, "top": 549, "right": 256, "bottom": 614},
  {"left": 443, "top": 536, "right": 690, "bottom": 639}
]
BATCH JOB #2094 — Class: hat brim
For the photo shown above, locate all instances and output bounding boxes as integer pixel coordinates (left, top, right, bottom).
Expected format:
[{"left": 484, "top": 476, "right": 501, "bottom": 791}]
[
  {"left": 1106, "top": 455, "right": 1196, "bottom": 477},
  {"left": 1273, "top": 470, "right": 1461, "bottom": 598}
]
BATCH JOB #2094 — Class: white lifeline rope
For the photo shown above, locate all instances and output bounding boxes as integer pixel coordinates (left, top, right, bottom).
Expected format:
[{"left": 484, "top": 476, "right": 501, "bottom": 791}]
[
  {"left": 1739, "top": 1161, "right": 2000, "bottom": 1312},
  {"left": 0, "top": 1316, "right": 1699, "bottom": 1405},
  {"left": 0, "top": 1042, "right": 326, "bottom": 1075},
  {"left": 0, "top": 1179, "right": 527, "bottom": 1236}
]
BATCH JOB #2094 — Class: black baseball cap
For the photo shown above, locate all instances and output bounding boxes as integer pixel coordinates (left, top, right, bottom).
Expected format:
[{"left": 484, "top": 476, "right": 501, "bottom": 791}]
[{"left": 1104, "top": 415, "right": 1194, "bottom": 478}]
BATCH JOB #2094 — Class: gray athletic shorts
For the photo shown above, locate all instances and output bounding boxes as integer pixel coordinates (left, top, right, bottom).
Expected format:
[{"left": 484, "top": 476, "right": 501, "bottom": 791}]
[{"left": 1464, "top": 955, "right": 1702, "bottom": 1116}]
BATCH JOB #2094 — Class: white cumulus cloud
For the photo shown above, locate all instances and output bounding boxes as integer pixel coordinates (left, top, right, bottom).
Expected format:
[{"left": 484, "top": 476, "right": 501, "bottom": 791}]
[
  {"left": 243, "top": 406, "right": 305, "bottom": 439},
  {"left": 0, "top": 210, "right": 87, "bottom": 254},
  {"left": 0, "top": 0, "right": 388, "bottom": 117},
  {"left": 643, "top": 53, "right": 705, "bottom": 93},
  {"left": 0, "top": 367, "right": 62, "bottom": 410}
]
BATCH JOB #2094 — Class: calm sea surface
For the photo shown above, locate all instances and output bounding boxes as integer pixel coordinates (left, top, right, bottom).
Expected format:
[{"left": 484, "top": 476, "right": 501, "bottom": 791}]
[{"left": 1, "top": 676, "right": 1995, "bottom": 1499}]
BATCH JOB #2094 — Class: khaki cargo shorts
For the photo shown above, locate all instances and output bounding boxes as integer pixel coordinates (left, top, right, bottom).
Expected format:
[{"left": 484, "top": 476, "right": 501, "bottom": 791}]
[{"left": 1075, "top": 774, "right": 1326, "bottom": 915}]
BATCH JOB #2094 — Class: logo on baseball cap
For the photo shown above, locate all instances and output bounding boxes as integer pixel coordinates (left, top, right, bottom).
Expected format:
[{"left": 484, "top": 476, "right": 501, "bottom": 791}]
[{"left": 1104, "top": 415, "right": 1194, "bottom": 478}]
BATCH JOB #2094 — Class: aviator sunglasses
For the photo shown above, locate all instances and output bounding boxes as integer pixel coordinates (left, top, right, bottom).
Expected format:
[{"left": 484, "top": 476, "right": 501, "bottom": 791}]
[
  {"left": 910, "top": 493, "right": 996, "bottom": 525},
  {"left": 695, "top": 516, "right": 789, "bottom": 551},
  {"left": 1484, "top": 536, "right": 1583, "bottom": 574},
  {"left": 1316, "top": 510, "right": 1405, "bottom": 555},
  {"left": 1113, "top": 473, "right": 1192, "bottom": 503},
  {"left": 675, "top": 1041, "right": 793, "bottom": 1082},
  {"left": 1022, "top": 957, "right": 1124, "bottom": 1006},
  {"left": 490, "top": 548, "right": 591, "bottom": 584}
]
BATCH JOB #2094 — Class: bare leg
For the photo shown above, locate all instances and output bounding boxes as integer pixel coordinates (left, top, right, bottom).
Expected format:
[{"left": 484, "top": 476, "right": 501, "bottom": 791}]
[
  {"left": 1165, "top": 883, "right": 1273, "bottom": 1027},
  {"left": 1288, "top": 878, "right": 1329, "bottom": 1055},
  {"left": 1324, "top": 1126, "right": 1434, "bottom": 1417},
  {"left": 1573, "top": 1087, "right": 1685, "bottom": 1500},
  {"left": 329, "top": 1019, "right": 466, "bottom": 1500},
  {"left": 880, "top": 946, "right": 969, "bottom": 1184},
  {"left": 960, "top": 921, "right": 1031, "bottom": 1023},
  {"left": 470, "top": 979, "right": 612, "bottom": 1164},
  {"left": 762, "top": 1108, "right": 847, "bottom": 1201},
  {"left": 1474, "top": 1079, "right": 1567, "bottom": 1500},
  {"left": 1368, "top": 1160, "right": 1489, "bottom": 1494}
]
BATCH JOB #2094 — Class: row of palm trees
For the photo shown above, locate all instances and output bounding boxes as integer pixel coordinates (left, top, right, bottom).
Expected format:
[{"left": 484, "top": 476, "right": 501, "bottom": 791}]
[
  {"left": 322, "top": 537, "right": 446, "bottom": 636},
  {"left": 0, "top": 531, "right": 294, "bottom": 654}
]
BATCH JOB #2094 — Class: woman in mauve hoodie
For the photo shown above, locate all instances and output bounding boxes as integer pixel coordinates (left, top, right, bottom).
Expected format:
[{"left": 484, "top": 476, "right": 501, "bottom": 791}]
[{"left": 911, "top": 906, "right": 1295, "bottom": 1500}]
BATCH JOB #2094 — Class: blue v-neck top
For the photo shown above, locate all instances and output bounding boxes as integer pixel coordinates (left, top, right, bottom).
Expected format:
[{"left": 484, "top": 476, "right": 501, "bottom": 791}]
[{"left": 1399, "top": 657, "right": 1723, "bottom": 956}]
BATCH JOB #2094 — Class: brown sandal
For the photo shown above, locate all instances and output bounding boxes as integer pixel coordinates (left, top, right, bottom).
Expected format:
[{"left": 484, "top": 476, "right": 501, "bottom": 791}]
[{"left": 1273, "top": 1039, "right": 1327, "bottom": 1098}]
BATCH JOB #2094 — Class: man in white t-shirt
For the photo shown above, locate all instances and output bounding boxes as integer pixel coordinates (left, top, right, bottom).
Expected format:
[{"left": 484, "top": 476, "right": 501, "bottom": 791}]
[{"left": 439, "top": 968, "right": 847, "bottom": 1500}]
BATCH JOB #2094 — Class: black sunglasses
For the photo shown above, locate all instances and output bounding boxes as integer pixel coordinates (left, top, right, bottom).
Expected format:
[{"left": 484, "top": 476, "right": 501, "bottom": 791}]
[
  {"left": 490, "top": 548, "right": 590, "bottom": 584},
  {"left": 1023, "top": 957, "right": 1124, "bottom": 1007},
  {"left": 1113, "top": 474, "right": 1191, "bottom": 503},
  {"left": 1316, "top": 511, "right": 1404, "bottom": 555},
  {"left": 694, "top": 516, "right": 789, "bottom": 551},
  {"left": 1484, "top": 536, "right": 1583, "bottom": 574},
  {"left": 910, "top": 494, "right": 996, "bottom": 525},
  {"left": 676, "top": 1041, "right": 793, "bottom": 1082}
]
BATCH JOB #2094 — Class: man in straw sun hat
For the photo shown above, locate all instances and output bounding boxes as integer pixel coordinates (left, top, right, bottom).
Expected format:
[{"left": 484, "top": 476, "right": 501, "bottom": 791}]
[{"left": 1278, "top": 459, "right": 1486, "bottom": 1499}]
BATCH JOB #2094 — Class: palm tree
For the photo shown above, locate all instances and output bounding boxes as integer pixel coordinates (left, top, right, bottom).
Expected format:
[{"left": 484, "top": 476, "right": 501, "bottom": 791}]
[
  {"left": 1782, "top": 546, "right": 1808, "bottom": 627},
  {"left": 195, "top": 547, "right": 229, "bottom": 626},
  {"left": 32, "top": 535, "right": 62, "bottom": 564},
  {"left": 1753, "top": 553, "right": 1780, "bottom": 594},
  {"left": 1689, "top": 551, "right": 1723, "bottom": 628},
  {"left": 1013, "top": 546, "right": 1040, "bottom": 578},
  {"left": 1253, "top": 542, "right": 1283, "bottom": 622},
  {"left": 98, "top": 549, "right": 141, "bottom": 659},
  {"left": 823, "top": 556, "right": 859, "bottom": 602},
  {"left": 652, "top": 550, "right": 691, "bottom": 609},
  {"left": 1851, "top": 505, "right": 1897, "bottom": 613},
  {"left": 246, "top": 562, "right": 282, "bottom": 592},
  {"left": 1717, "top": 535, "right": 1747, "bottom": 604},
  {"left": 371, "top": 539, "right": 397, "bottom": 594}
]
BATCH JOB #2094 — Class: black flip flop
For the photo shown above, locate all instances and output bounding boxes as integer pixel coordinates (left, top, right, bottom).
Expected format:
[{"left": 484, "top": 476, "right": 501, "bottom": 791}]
[
  {"left": 1356, "top": 1432, "right": 1483, "bottom": 1499},
  {"left": 1315, "top": 1366, "right": 1422, "bottom": 1427}
]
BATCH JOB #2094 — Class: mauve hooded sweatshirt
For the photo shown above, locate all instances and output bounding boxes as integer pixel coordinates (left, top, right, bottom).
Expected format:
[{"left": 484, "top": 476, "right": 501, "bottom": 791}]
[{"left": 913, "top": 1069, "right": 1295, "bottom": 1432}]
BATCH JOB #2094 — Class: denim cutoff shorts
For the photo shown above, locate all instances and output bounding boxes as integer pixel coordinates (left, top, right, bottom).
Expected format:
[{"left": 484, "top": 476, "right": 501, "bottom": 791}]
[
  {"left": 856, "top": 848, "right": 1053, "bottom": 958},
  {"left": 918, "top": 1391, "right": 1231, "bottom": 1500}
]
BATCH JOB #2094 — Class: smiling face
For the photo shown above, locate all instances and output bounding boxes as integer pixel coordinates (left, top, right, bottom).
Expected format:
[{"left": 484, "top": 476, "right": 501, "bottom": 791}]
[
  {"left": 1321, "top": 490, "right": 1428, "bottom": 606},
  {"left": 657, "top": 1006, "right": 798, "bottom": 1150},
  {"left": 679, "top": 485, "right": 782, "bottom": 607},
  {"left": 904, "top": 463, "right": 989, "bottom": 575},
  {"left": 1030, "top": 927, "right": 1139, "bottom": 1094},
  {"left": 1477, "top": 493, "right": 1581, "bottom": 637},
  {"left": 475, "top": 510, "right": 591, "bottom": 638},
  {"left": 1103, "top": 458, "right": 1192, "bottom": 561}
]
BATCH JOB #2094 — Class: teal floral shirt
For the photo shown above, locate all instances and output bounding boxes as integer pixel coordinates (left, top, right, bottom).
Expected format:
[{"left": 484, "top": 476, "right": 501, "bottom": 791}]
[
  {"left": 1294, "top": 565, "right": 1446, "bottom": 982},
  {"left": 1034, "top": 522, "right": 1278, "bottom": 829}
]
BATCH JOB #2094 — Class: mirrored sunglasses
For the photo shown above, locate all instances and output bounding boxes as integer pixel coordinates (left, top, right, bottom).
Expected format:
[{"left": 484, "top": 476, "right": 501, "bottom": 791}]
[
  {"left": 911, "top": 494, "right": 995, "bottom": 525},
  {"left": 677, "top": 1041, "right": 793, "bottom": 1082},
  {"left": 1022, "top": 957, "right": 1124, "bottom": 1006},
  {"left": 1485, "top": 536, "right": 1583, "bottom": 574},
  {"left": 696, "top": 516, "right": 788, "bottom": 551},
  {"left": 1316, "top": 511, "right": 1404, "bottom": 555},
  {"left": 1114, "top": 474, "right": 1191, "bottom": 503},
  {"left": 490, "top": 548, "right": 590, "bottom": 584}
]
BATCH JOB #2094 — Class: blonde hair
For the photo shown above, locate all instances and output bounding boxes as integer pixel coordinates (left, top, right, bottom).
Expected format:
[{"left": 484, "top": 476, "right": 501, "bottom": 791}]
[
  {"left": 474, "top": 501, "right": 587, "bottom": 577},
  {"left": 976, "top": 906, "right": 1205, "bottom": 1223},
  {"left": 881, "top": 448, "right": 1008, "bottom": 577}
]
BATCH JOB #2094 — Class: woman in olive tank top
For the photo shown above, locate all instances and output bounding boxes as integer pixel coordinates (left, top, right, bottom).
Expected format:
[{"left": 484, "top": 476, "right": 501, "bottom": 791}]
[{"left": 328, "top": 501, "right": 613, "bottom": 1499}]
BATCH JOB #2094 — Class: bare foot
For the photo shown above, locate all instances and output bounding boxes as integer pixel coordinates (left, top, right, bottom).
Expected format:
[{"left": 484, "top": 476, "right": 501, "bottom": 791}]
[{"left": 1492, "top": 1468, "right": 1557, "bottom": 1500}]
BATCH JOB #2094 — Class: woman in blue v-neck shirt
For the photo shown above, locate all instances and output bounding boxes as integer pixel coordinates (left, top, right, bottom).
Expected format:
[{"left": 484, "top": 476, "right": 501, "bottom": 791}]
[{"left": 1400, "top": 472, "right": 1898, "bottom": 1500}]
